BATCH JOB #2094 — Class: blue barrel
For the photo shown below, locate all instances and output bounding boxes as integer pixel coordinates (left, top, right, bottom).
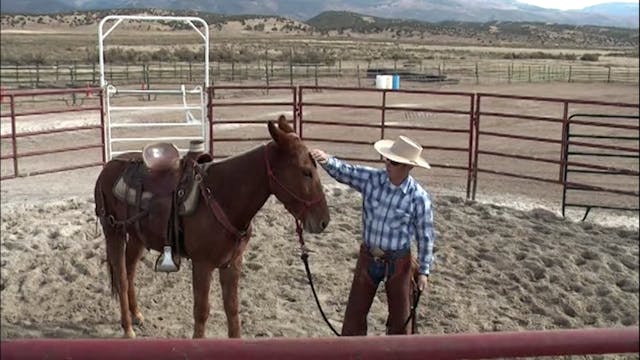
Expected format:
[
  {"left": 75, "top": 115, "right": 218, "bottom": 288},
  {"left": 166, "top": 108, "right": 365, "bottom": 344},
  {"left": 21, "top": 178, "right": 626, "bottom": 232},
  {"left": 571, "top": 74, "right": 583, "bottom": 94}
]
[{"left": 392, "top": 75, "right": 400, "bottom": 90}]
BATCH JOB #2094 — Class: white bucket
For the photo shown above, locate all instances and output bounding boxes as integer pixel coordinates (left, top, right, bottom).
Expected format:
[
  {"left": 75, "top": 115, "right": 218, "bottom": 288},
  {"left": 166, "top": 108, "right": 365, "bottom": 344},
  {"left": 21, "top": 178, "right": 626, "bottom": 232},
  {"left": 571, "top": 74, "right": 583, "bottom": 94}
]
[{"left": 375, "top": 75, "right": 393, "bottom": 89}]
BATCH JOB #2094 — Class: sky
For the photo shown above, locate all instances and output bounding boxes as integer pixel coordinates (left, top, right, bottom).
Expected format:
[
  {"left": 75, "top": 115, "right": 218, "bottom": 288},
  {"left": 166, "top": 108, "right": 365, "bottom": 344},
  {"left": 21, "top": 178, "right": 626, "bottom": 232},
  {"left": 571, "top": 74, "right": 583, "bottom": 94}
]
[{"left": 518, "top": 0, "right": 638, "bottom": 10}]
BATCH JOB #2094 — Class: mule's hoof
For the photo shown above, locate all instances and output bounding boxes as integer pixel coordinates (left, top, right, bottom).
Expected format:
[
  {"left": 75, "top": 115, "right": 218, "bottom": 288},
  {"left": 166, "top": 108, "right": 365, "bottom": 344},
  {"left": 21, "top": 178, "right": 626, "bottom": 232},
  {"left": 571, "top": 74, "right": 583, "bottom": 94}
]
[
  {"left": 133, "top": 312, "right": 144, "bottom": 326},
  {"left": 123, "top": 329, "right": 136, "bottom": 338}
]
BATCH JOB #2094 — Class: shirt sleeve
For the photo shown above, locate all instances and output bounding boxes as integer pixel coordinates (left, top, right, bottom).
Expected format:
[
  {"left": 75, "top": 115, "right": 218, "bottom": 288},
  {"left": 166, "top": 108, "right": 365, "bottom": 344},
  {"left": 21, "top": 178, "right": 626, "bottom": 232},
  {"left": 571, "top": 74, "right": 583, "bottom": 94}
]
[
  {"left": 413, "top": 192, "right": 435, "bottom": 275},
  {"left": 320, "top": 156, "right": 375, "bottom": 193}
]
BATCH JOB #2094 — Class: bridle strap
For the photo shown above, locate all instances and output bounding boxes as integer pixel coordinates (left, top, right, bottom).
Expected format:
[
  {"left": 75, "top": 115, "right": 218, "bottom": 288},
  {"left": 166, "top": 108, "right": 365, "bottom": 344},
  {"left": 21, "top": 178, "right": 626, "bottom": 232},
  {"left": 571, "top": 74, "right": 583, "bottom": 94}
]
[
  {"left": 192, "top": 159, "right": 246, "bottom": 242},
  {"left": 263, "top": 145, "right": 323, "bottom": 226}
]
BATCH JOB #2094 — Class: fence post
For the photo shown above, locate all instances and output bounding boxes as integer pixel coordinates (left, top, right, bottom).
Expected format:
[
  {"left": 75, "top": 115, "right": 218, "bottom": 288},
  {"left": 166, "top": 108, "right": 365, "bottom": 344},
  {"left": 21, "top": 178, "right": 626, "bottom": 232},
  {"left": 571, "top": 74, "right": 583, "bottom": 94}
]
[
  {"left": 289, "top": 48, "right": 294, "bottom": 86},
  {"left": 568, "top": 65, "right": 572, "bottom": 83},
  {"left": 507, "top": 63, "right": 512, "bottom": 84},
  {"left": 607, "top": 66, "right": 611, "bottom": 83},
  {"left": 55, "top": 61, "right": 59, "bottom": 81},
  {"left": 475, "top": 63, "right": 479, "bottom": 84},
  {"left": 35, "top": 64, "right": 40, "bottom": 88},
  {"left": 357, "top": 64, "right": 361, "bottom": 88},
  {"left": 189, "top": 61, "right": 194, "bottom": 82},
  {"left": 314, "top": 65, "right": 319, "bottom": 88},
  {"left": 264, "top": 59, "right": 270, "bottom": 94}
]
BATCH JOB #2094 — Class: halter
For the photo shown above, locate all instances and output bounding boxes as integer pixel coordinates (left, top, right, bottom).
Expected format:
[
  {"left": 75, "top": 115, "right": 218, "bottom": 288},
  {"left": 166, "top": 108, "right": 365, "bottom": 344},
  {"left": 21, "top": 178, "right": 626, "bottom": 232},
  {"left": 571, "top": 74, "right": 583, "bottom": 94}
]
[{"left": 263, "top": 145, "right": 324, "bottom": 241}]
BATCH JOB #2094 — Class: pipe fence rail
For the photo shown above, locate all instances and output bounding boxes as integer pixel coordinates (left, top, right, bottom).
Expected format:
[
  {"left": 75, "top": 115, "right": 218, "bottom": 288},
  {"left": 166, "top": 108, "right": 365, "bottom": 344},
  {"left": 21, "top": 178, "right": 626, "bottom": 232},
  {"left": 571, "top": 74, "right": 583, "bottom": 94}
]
[{"left": 1, "top": 326, "right": 638, "bottom": 360}]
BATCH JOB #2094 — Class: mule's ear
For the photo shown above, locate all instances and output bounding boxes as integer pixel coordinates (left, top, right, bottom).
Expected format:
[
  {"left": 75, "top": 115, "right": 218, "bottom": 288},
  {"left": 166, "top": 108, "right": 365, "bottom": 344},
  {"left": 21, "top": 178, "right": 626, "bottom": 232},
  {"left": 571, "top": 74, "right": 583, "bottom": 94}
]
[
  {"left": 277, "top": 115, "right": 295, "bottom": 133},
  {"left": 268, "top": 120, "right": 285, "bottom": 144}
]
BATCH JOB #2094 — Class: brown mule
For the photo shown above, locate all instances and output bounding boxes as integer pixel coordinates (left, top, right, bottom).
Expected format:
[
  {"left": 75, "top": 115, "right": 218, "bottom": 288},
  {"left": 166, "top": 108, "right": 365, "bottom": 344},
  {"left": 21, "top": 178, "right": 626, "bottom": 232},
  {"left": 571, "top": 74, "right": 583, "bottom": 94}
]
[{"left": 94, "top": 115, "right": 330, "bottom": 338}]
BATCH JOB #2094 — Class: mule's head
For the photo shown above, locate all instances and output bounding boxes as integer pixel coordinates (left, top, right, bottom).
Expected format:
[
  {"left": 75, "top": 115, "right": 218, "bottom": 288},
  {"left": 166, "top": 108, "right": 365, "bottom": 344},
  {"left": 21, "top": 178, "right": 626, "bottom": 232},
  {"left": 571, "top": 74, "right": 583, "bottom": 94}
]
[{"left": 267, "top": 115, "right": 330, "bottom": 233}]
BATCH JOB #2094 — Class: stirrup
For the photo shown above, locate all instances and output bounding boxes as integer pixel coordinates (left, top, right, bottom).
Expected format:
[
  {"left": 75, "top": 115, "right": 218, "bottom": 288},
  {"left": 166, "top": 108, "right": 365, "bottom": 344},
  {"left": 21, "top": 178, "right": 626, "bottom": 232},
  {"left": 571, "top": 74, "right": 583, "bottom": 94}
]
[{"left": 155, "top": 246, "right": 178, "bottom": 272}]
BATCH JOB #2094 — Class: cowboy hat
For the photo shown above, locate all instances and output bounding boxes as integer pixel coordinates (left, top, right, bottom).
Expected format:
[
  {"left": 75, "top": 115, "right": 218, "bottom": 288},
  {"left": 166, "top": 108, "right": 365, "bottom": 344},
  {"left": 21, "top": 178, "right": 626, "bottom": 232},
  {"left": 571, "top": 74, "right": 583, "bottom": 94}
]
[{"left": 374, "top": 135, "right": 431, "bottom": 169}]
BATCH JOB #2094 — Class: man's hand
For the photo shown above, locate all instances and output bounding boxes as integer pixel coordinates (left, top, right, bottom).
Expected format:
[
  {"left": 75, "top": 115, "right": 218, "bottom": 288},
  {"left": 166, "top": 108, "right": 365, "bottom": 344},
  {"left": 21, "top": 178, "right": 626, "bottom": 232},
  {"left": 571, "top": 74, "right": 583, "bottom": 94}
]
[
  {"left": 417, "top": 274, "right": 428, "bottom": 292},
  {"left": 310, "top": 149, "right": 329, "bottom": 164}
]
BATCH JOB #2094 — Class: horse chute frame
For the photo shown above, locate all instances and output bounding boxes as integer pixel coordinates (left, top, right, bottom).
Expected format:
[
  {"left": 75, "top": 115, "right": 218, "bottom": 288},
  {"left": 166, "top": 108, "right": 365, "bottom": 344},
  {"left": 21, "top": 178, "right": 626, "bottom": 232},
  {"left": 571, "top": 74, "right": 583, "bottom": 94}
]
[{"left": 98, "top": 15, "right": 210, "bottom": 160}]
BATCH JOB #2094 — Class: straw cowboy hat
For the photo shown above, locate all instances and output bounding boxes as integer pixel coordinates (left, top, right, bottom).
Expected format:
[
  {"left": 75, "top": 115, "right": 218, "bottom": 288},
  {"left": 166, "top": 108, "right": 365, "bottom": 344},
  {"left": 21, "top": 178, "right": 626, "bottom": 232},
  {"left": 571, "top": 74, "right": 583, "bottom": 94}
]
[{"left": 374, "top": 135, "right": 431, "bottom": 169}]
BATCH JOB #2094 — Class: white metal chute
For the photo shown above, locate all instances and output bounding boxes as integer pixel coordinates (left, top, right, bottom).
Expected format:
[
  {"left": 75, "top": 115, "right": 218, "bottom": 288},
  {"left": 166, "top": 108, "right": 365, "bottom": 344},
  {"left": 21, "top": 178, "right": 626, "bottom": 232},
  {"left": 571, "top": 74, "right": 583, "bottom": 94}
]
[{"left": 98, "top": 15, "right": 211, "bottom": 160}]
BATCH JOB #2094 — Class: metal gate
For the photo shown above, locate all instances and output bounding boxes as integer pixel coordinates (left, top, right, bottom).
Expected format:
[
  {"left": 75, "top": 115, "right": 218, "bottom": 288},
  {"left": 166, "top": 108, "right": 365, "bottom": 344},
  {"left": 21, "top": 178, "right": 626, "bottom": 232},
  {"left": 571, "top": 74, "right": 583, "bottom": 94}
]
[
  {"left": 561, "top": 113, "right": 640, "bottom": 220},
  {"left": 98, "top": 15, "right": 210, "bottom": 159}
]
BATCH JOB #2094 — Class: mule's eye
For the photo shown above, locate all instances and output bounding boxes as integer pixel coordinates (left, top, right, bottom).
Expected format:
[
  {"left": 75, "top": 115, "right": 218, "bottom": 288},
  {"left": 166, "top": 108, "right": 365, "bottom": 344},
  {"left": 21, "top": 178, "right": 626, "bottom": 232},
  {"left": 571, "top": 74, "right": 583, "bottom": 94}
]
[{"left": 303, "top": 169, "right": 313, "bottom": 178}]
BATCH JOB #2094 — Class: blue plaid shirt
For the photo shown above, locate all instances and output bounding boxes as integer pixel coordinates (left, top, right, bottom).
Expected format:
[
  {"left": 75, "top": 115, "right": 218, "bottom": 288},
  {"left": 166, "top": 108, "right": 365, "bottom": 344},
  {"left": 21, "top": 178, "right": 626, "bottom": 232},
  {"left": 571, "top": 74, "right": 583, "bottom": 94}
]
[{"left": 321, "top": 156, "right": 435, "bottom": 275}]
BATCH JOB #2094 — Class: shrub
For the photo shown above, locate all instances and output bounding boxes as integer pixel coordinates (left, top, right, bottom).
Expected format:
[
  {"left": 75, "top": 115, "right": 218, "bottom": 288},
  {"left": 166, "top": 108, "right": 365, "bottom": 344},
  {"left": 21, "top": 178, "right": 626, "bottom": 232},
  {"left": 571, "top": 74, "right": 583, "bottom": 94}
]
[{"left": 580, "top": 53, "right": 600, "bottom": 61}]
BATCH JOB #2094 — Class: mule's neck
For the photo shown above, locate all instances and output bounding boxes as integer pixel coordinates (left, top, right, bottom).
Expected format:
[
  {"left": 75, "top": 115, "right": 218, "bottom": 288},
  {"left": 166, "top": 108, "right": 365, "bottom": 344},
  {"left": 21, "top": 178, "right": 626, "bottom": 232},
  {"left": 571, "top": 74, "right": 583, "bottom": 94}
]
[{"left": 205, "top": 143, "right": 274, "bottom": 231}]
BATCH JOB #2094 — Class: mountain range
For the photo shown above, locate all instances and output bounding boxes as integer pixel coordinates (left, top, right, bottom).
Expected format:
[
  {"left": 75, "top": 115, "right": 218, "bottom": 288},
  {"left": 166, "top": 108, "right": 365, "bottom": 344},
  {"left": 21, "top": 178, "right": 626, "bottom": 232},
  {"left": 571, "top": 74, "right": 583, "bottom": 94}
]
[{"left": 0, "top": 0, "right": 638, "bottom": 28}]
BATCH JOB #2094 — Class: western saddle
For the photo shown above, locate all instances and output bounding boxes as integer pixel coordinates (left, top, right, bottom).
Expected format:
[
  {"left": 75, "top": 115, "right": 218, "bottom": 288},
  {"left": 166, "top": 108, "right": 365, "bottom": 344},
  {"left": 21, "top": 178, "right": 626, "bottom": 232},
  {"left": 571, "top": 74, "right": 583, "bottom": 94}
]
[{"left": 112, "top": 140, "right": 213, "bottom": 272}]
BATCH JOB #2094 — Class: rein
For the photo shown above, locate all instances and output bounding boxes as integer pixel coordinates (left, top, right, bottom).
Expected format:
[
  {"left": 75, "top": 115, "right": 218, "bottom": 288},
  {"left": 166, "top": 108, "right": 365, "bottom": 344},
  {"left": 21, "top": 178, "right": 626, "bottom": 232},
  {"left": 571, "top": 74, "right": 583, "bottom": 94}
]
[{"left": 264, "top": 145, "right": 341, "bottom": 336}]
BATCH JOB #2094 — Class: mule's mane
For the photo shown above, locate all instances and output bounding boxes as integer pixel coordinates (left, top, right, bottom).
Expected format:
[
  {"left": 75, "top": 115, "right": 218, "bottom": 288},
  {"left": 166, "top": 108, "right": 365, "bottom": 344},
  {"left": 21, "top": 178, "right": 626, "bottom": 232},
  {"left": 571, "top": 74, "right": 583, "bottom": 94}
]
[{"left": 212, "top": 143, "right": 270, "bottom": 165}]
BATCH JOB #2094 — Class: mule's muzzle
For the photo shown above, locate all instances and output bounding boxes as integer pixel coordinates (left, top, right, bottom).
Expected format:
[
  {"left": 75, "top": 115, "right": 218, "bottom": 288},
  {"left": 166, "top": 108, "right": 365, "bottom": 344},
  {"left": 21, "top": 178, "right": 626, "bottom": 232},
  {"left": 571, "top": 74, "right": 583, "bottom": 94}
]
[{"left": 304, "top": 210, "right": 330, "bottom": 234}]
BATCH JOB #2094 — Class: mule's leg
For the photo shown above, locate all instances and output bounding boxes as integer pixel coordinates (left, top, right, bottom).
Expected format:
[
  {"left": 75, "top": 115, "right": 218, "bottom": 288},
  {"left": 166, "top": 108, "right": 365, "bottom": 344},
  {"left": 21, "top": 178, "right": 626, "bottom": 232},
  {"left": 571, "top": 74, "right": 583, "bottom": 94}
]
[
  {"left": 192, "top": 260, "right": 214, "bottom": 338},
  {"left": 106, "top": 231, "right": 135, "bottom": 338},
  {"left": 125, "top": 236, "right": 146, "bottom": 325},
  {"left": 219, "top": 254, "right": 244, "bottom": 338}
]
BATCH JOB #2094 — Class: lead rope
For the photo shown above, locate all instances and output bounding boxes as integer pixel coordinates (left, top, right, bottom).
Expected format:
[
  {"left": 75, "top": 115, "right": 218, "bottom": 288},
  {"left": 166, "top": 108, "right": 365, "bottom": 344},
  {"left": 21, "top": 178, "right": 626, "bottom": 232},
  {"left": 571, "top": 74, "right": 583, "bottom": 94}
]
[
  {"left": 296, "top": 218, "right": 341, "bottom": 337},
  {"left": 297, "top": 215, "right": 422, "bottom": 336}
]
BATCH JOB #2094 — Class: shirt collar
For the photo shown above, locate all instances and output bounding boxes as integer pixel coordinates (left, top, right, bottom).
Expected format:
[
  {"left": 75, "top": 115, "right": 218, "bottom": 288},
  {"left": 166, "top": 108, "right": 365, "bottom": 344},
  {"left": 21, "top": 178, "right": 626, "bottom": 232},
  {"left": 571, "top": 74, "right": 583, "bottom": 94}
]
[{"left": 384, "top": 173, "right": 412, "bottom": 194}]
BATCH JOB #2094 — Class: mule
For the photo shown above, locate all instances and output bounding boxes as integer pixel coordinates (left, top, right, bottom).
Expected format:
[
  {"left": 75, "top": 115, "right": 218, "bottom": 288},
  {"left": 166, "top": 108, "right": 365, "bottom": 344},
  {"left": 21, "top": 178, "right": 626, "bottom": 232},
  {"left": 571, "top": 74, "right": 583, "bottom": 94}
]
[{"left": 94, "top": 115, "right": 330, "bottom": 338}]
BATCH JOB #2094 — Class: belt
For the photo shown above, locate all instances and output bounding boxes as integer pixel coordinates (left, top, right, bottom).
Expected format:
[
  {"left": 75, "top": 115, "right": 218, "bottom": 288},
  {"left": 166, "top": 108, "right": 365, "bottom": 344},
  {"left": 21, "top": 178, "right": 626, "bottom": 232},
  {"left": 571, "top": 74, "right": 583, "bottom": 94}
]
[{"left": 365, "top": 244, "right": 410, "bottom": 262}]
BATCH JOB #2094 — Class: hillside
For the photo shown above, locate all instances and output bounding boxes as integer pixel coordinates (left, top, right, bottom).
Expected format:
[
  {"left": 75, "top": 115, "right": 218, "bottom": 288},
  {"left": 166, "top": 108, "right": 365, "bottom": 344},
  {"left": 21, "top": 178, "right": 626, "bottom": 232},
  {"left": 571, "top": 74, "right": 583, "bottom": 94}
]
[
  {"left": 1, "top": 9, "right": 638, "bottom": 50},
  {"left": 0, "top": 0, "right": 638, "bottom": 28}
]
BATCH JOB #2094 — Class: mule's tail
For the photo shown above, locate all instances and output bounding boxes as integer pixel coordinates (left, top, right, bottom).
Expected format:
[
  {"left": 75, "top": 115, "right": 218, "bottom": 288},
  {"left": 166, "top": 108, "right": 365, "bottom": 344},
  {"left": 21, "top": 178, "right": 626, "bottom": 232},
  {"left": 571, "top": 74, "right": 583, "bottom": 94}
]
[{"left": 95, "top": 175, "right": 118, "bottom": 299}]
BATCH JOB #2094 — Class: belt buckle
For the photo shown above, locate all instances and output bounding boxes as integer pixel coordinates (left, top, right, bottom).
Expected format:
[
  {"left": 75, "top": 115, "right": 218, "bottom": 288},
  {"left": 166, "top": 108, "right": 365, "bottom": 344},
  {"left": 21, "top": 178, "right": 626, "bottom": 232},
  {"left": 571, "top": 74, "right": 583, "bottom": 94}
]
[{"left": 370, "top": 247, "right": 385, "bottom": 261}]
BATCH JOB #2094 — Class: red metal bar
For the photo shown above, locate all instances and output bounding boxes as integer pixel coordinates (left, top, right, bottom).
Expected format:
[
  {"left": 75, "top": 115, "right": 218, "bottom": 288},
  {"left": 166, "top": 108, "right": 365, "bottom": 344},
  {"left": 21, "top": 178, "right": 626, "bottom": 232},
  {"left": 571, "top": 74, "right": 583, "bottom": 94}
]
[
  {"left": 301, "top": 85, "right": 474, "bottom": 97},
  {"left": 208, "top": 101, "right": 294, "bottom": 107},
  {"left": 478, "top": 167, "right": 561, "bottom": 184},
  {"left": 467, "top": 94, "right": 475, "bottom": 199},
  {"left": 568, "top": 119, "right": 639, "bottom": 130},
  {"left": 476, "top": 111, "right": 562, "bottom": 123},
  {"left": 0, "top": 106, "right": 102, "bottom": 119},
  {"left": 4, "top": 88, "right": 102, "bottom": 97},
  {"left": 568, "top": 140, "right": 638, "bottom": 153},
  {"left": 479, "top": 130, "right": 561, "bottom": 144},
  {"left": 18, "top": 162, "right": 104, "bottom": 177},
  {"left": 2, "top": 327, "right": 637, "bottom": 360},
  {"left": 10, "top": 94, "right": 18, "bottom": 178},
  {"left": 566, "top": 160, "right": 639, "bottom": 175},
  {"left": 11, "top": 125, "right": 102, "bottom": 138},
  {"left": 14, "top": 143, "right": 103, "bottom": 158},
  {"left": 472, "top": 94, "right": 481, "bottom": 200},
  {"left": 560, "top": 101, "right": 569, "bottom": 182},
  {"left": 479, "top": 150, "right": 562, "bottom": 165},
  {"left": 476, "top": 92, "right": 639, "bottom": 107}
]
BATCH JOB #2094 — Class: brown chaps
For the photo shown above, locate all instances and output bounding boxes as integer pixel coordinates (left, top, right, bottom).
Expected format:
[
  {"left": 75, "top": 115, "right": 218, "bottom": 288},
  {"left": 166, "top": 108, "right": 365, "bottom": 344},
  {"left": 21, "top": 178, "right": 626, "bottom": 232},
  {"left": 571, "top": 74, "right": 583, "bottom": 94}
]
[{"left": 341, "top": 244, "right": 415, "bottom": 336}]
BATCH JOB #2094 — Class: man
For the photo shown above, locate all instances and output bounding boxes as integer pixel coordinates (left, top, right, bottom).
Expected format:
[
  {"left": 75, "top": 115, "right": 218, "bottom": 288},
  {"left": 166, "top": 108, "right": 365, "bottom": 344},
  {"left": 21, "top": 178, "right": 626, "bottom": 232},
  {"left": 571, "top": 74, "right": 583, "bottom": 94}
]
[{"left": 310, "top": 135, "right": 435, "bottom": 335}]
